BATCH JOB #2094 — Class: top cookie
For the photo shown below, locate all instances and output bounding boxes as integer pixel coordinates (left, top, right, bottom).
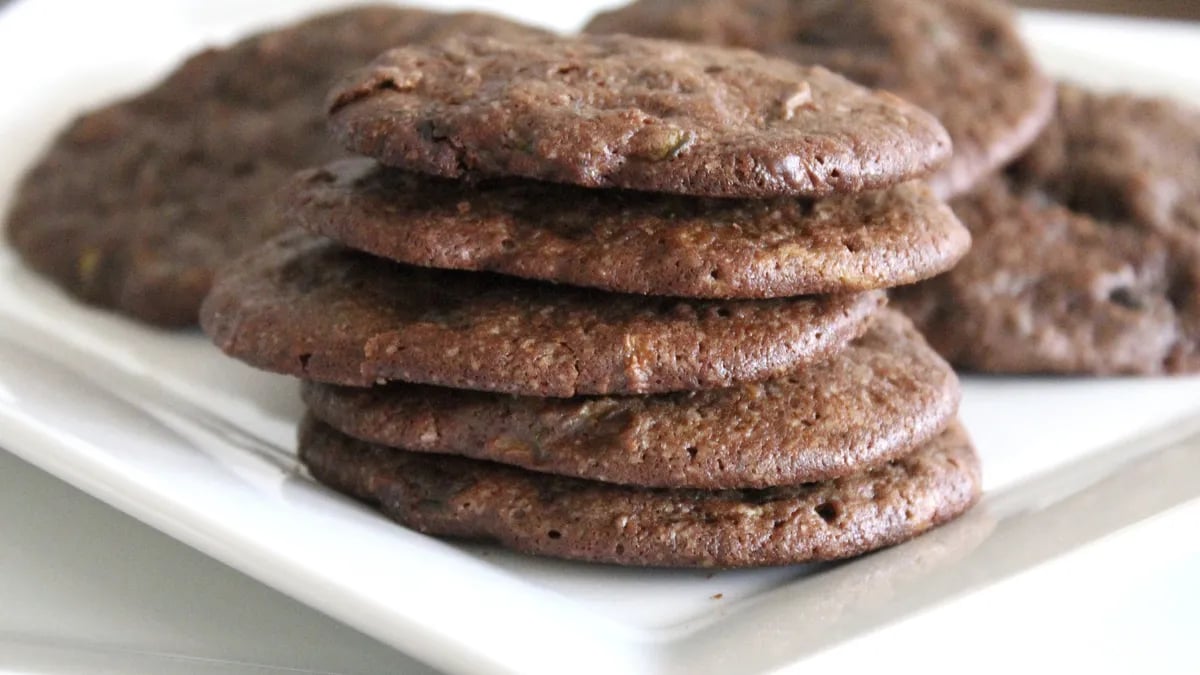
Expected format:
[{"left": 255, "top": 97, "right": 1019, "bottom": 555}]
[
  {"left": 585, "top": 0, "right": 1054, "bottom": 198},
  {"left": 282, "top": 158, "right": 969, "bottom": 298},
  {"left": 894, "top": 85, "right": 1200, "bottom": 374},
  {"left": 326, "top": 33, "right": 951, "bottom": 198},
  {"left": 4, "top": 6, "right": 547, "bottom": 327}
]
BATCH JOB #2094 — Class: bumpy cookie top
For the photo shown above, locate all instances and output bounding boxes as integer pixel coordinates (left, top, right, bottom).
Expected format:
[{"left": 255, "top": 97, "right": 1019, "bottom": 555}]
[
  {"left": 303, "top": 310, "right": 961, "bottom": 489},
  {"left": 282, "top": 159, "right": 969, "bottom": 298},
  {"left": 1013, "top": 84, "right": 1200, "bottom": 241},
  {"left": 3, "top": 6, "right": 548, "bottom": 327},
  {"left": 586, "top": 0, "right": 1053, "bottom": 198},
  {"left": 894, "top": 86, "right": 1200, "bottom": 375},
  {"left": 201, "top": 231, "right": 885, "bottom": 397},
  {"left": 300, "top": 418, "right": 981, "bottom": 567},
  {"left": 327, "top": 33, "right": 951, "bottom": 197}
]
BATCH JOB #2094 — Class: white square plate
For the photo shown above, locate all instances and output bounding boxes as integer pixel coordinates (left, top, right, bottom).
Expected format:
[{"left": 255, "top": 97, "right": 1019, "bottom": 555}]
[{"left": 1, "top": 3, "right": 1199, "bottom": 674}]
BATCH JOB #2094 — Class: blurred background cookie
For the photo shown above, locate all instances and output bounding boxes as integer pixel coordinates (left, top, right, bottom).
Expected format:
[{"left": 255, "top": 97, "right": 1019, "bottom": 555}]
[
  {"left": 894, "top": 85, "right": 1200, "bottom": 374},
  {"left": 4, "top": 6, "right": 547, "bottom": 327}
]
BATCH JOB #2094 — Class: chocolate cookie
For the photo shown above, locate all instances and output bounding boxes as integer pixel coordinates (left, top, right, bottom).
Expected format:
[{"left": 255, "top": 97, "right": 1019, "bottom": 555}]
[
  {"left": 326, "top": 33, "right": 951, "bottom": 198},
  {"left": 201, "top": 231, "right": 884, "bottom": 396},
  {"left": 4, "top": 7, "right": 547, "bottom": 327},
  {"left": 585, "top": 0, "right": 1054, "bottom": 198},
  {"left": 283, "top": 159, "right": 969, "bottom": 298},
  {"left": 894, "top": 85, "right": 1200, "bottom": 374},
  {"left": 303, "top": 310, "right": 958, "bottom": 489},
  {"left": 299, "top": 417, "right": 980, "bottom": 567}
]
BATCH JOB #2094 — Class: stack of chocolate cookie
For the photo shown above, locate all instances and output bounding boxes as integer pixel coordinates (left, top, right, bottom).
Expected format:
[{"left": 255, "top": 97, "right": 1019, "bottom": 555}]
[{"left": 202, "top": 32, "right": 982, "bottom": 567}]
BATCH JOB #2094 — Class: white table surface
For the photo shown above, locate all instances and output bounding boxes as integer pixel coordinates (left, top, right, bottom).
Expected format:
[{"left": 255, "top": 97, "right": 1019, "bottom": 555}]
[{"left": 2, "top": 3, "right": 1199, "bottom": 674}]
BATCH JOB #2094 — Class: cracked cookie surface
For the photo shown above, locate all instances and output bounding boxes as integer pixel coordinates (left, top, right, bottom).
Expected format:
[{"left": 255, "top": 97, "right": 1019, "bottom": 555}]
[
  {"left": 299, "top": 416, "right": 980, "bottom": 567},
  {"left": 283, "top": 159, "right": 968, "bottom": 298},
  {"left": 326, "top": 33, "right": 951, "bottom": 198},
  {"left": 303, "top": 310, "right": 960, "bottom": 488},
  {"left": 201, "top": 231, "right": 884, "bottom": 396}
]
